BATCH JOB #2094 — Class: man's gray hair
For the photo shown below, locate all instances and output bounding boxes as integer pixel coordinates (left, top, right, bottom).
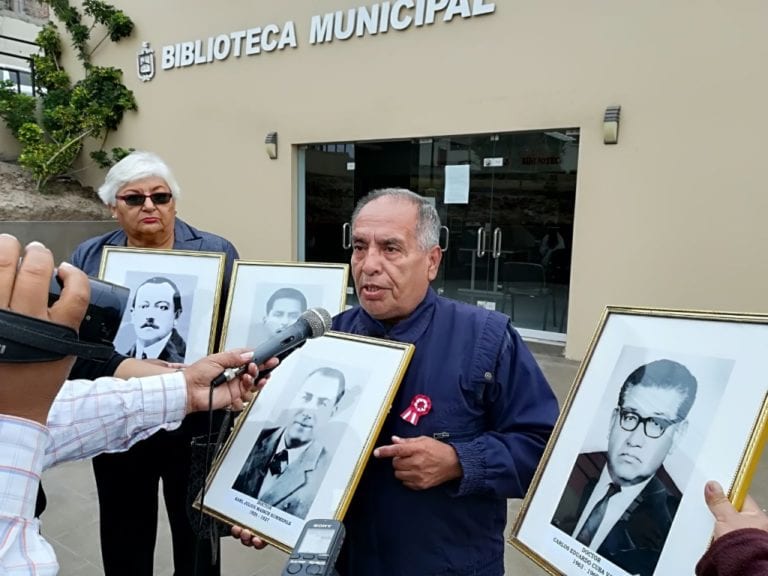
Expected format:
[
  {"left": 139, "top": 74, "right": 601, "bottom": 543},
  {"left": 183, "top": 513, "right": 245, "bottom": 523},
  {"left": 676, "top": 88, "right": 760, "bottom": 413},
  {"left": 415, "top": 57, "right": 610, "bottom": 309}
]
[
  {"left": 351, "top": 188, "right": 441, "bottom": 251},
  {"left": 98, "top": 151, "right": 182, "bottom": 206}
]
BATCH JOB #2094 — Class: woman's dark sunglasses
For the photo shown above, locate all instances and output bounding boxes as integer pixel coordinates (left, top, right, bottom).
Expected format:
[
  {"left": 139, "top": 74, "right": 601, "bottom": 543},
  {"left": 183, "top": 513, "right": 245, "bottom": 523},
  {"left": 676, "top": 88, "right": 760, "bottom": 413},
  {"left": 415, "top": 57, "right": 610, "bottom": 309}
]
[{"left": 117, "top": 192, "right": 173, "bottom": 207}]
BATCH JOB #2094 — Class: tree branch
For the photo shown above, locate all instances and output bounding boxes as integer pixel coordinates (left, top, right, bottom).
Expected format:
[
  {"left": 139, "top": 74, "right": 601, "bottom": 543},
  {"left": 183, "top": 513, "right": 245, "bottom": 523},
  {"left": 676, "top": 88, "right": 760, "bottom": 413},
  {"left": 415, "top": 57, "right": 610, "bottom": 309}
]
[
  {"left": 43, "top": 127, "right": 94, "bottom": 169},
  {"left": 88, "top": 32, "right": 110, "bottom": 59}
]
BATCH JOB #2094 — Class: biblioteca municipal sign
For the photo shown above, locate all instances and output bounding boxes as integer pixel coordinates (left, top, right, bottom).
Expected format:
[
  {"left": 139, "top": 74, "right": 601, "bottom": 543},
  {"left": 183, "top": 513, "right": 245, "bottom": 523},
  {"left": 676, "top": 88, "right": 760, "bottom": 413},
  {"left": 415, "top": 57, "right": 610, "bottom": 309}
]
[{"left": 136, "top": 0, "right": 495, "bottom": 81}]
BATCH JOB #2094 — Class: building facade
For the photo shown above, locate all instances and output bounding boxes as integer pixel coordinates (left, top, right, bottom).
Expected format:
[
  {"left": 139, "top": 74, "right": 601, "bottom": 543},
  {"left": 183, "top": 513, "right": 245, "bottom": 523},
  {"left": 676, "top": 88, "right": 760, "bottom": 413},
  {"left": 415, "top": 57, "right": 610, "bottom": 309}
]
[
  {"left": 0, "top": 0, "right": 45, "bottom": 81},
  {"left": 0, "top": 0, "right": 46, "bottom": 157},
  {"left": 4, "top": 0, "right": 768, "bottom": 359}
]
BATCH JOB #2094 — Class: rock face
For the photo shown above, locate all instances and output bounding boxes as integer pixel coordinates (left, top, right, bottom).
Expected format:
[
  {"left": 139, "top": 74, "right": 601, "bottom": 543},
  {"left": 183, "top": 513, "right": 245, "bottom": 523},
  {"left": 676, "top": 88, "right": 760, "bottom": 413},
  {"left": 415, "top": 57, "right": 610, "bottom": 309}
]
[{"left": 0, "top": 160, "right": 111, "bottom": 221}]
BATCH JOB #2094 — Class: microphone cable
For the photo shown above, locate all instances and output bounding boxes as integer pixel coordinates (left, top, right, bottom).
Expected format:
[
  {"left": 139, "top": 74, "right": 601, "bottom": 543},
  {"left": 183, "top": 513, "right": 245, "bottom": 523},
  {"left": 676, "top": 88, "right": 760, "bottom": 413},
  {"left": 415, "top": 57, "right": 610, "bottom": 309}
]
[{"left": 191, "top": 380, "right": 233, "bottom": 575}]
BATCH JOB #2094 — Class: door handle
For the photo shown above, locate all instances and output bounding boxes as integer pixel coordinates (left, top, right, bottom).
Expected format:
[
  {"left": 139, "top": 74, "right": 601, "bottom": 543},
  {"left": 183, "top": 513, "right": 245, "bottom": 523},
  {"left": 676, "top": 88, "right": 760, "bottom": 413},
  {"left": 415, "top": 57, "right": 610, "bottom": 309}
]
[
  {"left": 492, "top": 227, "right": 502, "bottom": 258},
  {"left": 342, "top": 222, "right": 351, "bottom": 250},
  {"left": 440, "top": 226, "right": 449, "bottom": 253},
  {"left": 476, "top": 226, "right": 487, "bottom": 258}
]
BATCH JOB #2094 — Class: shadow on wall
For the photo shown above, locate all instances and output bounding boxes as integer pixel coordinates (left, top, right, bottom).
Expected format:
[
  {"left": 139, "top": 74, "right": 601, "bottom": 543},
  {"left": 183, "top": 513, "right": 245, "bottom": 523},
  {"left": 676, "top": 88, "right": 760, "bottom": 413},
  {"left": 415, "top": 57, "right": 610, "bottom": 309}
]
[{"left": 0, "top": 220, "right": 118, "bottom": 264}]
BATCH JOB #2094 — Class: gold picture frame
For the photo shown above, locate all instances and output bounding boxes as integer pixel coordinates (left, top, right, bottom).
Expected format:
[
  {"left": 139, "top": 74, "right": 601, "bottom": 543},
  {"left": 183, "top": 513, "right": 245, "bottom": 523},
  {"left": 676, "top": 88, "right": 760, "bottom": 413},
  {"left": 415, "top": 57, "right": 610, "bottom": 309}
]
[
  {"left": 510, "top": 306, "right": 768, "bottom": 576},
  {"left": 197, "top": 331, "right": 414, "bottom": 551},
  {"left": 98, "top": 247, "right": 226, "bottom": 363},
  {"left": 219, "top": 260, "right": 349, "bottom": 351}
]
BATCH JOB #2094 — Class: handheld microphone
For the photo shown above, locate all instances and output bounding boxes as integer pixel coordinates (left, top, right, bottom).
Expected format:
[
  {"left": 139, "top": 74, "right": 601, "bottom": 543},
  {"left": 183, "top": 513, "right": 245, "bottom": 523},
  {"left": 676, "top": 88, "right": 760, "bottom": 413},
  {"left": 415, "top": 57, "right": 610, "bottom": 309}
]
[{"left": 211, "top": 307, "right": 332, "bottom": 387}]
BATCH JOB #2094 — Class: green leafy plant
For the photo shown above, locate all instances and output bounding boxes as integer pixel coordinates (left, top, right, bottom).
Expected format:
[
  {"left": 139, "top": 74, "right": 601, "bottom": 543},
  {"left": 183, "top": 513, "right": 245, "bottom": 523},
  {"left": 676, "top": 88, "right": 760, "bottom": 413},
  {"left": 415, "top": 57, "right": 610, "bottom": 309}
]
[{"left": 0, "top": 0, "right": 137, "bottom": 191}]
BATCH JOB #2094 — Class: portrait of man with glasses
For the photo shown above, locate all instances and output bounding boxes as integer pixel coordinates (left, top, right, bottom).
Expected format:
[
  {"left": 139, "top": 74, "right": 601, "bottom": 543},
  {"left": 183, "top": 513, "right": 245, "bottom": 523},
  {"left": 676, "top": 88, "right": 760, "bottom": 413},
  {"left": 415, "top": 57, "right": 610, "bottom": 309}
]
[{"left": 551, "top": 358, "right": 698, "bottom": 576}]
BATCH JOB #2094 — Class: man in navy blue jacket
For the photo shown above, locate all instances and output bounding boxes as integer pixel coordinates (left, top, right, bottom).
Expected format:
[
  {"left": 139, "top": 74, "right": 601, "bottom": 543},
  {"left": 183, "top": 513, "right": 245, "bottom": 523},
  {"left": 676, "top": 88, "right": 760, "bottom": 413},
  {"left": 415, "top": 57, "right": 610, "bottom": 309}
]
[{"left": 236, "top": 188, "right": 558, "bottom": 575}]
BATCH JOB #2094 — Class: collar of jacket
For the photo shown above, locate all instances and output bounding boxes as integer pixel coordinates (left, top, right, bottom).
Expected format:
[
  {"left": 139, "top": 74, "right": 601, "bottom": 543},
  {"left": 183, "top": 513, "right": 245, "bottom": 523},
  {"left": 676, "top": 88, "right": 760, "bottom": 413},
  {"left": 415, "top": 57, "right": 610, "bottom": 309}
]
[
  {"left": 104, "top": 218, "right": 203, "bottom": 250},
  {"left": 349, "top": 287, "right": 437, "bottom": 344}
]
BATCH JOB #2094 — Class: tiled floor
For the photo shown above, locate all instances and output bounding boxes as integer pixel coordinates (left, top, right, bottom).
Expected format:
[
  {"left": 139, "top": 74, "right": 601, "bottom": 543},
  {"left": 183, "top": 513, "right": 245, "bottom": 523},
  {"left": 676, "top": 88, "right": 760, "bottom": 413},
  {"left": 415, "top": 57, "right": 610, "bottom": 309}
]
[{"left": 39, "top": 343, "right": 768, "bottom": 575}]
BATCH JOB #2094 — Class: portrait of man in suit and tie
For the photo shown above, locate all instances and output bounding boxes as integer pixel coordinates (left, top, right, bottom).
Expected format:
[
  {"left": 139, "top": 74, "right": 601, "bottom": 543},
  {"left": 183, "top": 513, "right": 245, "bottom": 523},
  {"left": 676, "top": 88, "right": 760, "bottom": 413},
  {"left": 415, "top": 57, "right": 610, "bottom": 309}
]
[
  {"left": 232, "top": 366, "right": 346, "bottom": 519},
  {"left": 124, "top": 276, "right": 187, "bottom": 363},
  {"left": 551, "top": 358, "right": 698, "bottom": 576}
]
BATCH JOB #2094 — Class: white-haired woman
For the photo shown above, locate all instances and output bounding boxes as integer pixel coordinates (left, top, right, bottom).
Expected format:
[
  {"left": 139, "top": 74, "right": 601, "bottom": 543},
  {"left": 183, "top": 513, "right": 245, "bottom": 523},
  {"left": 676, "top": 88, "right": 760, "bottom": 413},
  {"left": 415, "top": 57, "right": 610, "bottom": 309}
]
[
  {"left": 73, "top": 149, "right": 237, "bottom": 256},
  {"left": 66, "top": 151, "right": 238, "bottom": 576}
]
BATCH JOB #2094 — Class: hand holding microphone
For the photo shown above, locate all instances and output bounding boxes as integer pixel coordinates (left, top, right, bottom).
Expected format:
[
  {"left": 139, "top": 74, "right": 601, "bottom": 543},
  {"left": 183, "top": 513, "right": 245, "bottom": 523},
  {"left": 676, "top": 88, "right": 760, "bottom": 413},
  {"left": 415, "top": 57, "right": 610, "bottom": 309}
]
[
  {"left": 183, "top": 349, "right": 271, "bottom": 412},
  {"left": 210, "top": 307, "right": 332, "bottom": 387}
]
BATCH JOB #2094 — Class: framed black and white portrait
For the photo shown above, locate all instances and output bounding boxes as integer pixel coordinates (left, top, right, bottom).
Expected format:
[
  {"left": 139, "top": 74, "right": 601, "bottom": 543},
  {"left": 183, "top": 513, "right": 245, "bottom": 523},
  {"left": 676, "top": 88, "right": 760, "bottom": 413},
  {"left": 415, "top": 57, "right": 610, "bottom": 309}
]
[
  {"left": 510, "top": 307, "right": 768, "bottom": 576},
  {"left": 197, "top": 332, "right": 414, "bottom": 551},
  {"left": 98, "top": 247, "right": 226, "bottom": 364},
  {"left": 219, "top": 261, "right": 349, "bottom": 351}
]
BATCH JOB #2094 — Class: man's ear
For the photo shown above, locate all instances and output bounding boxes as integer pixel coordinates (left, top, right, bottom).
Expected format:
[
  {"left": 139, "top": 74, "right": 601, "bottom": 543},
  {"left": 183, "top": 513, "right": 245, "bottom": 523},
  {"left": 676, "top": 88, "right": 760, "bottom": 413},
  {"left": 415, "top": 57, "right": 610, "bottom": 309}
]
[
  {"left": 607, "top": 407, "right": 619, "bottom": 441},
  {"left": 668, "top": 420, "right": 688, "bottom": 455},
  {"left": 427, "top": 245, "right": 442, "bottom": 281}
]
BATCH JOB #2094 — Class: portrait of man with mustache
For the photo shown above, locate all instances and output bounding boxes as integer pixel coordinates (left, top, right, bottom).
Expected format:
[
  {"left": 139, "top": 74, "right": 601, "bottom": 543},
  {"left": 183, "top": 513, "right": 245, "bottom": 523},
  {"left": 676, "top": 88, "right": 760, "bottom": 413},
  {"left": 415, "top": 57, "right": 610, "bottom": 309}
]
[{"left": 125, "top": 276, "right": 187, "bottom": 363}]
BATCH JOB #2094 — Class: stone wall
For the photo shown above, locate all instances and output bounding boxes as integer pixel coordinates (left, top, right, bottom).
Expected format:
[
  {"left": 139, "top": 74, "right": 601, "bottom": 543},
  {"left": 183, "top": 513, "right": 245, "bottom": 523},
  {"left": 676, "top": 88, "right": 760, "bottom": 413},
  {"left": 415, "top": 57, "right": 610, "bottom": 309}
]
[
  {"left": 22, "top": 0, "right": 48, "bottom": 19},
  {"left": 1, "top": 0, "right": 48, "bottom": 20}
]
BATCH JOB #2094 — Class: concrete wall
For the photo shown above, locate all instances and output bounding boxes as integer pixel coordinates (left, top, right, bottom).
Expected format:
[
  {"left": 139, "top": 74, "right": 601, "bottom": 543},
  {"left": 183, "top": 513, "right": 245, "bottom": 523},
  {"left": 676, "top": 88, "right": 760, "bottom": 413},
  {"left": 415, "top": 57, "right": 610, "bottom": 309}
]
[
  {"left": 0, "top": 123, "right": 20, "bottom": 160},
  {"left": 0, "top": 220, "right": 117, "bottom": 264},
  {"left": 51, "top": 0, "right": 768, "bottom": 359}
]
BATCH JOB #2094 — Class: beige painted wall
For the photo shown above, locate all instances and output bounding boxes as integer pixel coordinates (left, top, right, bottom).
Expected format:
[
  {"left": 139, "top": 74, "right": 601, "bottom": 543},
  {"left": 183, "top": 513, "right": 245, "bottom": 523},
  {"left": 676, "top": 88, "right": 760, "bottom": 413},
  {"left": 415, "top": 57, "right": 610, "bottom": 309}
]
[{"left": 54, "top": 0, "right": 768, "bottom": 359}]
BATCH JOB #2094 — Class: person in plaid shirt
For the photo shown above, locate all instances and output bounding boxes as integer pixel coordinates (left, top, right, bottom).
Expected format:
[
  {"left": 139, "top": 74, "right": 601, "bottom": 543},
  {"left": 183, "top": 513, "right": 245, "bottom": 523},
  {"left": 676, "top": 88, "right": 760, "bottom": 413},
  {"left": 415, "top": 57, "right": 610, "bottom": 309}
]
[{"left": 0, "top": 234, "right": 274, "bottom": 575}]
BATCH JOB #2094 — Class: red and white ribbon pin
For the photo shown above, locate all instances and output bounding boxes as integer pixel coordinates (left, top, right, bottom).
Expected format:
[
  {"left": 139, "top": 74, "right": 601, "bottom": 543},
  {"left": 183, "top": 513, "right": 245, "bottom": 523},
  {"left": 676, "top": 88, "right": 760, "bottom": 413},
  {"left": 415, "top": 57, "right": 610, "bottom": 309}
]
[{"left": 400, "top": 394, "right": 432, "bottom": 426}]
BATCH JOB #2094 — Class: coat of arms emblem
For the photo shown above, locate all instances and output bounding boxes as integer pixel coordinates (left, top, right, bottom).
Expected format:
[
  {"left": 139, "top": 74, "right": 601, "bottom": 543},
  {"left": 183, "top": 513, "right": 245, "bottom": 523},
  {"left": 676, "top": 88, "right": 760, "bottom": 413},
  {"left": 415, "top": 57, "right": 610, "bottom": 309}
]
[{"left": 136, "top": 41, "right": 155, "bottom": 82}]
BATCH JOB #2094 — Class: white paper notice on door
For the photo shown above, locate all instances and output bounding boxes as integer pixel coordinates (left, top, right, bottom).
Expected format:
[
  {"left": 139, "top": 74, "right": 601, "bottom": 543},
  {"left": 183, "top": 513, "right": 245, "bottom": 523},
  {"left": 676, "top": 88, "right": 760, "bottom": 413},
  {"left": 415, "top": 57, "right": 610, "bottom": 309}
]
[{"left": 444, "top": 164, "right": 470, "bottom": 205}]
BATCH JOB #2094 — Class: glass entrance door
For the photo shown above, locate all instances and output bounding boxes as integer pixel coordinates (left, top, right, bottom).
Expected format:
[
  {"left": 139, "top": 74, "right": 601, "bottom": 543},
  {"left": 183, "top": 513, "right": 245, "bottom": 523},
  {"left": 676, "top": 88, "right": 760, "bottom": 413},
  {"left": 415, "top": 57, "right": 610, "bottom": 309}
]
[
  {"left": 300, "top": 129, "right": 578, "bottom": 339},
  {"left": 300, "top": 143, "right": 356, "bottom": 266}
]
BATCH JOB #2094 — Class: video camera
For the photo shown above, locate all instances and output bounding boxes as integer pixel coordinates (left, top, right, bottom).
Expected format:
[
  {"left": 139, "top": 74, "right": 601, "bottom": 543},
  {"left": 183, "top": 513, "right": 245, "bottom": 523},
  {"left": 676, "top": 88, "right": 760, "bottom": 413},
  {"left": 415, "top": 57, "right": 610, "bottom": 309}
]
[
  {"left": 48, "top": 274, "right": 129, "bottom": 347},
  {"left": 0, "top": 273, "right": 129, "bottom": 363}
]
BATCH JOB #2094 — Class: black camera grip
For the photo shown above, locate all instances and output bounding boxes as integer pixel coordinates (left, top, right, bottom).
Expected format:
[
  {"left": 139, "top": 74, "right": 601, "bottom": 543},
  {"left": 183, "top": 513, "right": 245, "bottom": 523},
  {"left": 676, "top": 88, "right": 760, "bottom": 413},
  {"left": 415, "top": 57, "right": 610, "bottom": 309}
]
[{"left": 0, "top": 308, "right": 114, "bottom": 362}]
